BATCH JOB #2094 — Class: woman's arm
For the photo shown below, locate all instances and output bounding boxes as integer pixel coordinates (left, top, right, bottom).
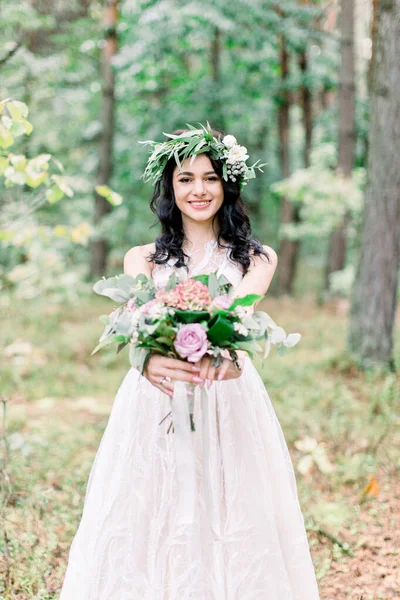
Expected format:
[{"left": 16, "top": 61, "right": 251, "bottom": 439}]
[
  {"left": 196, "top": 245, "right": 278, "bottom": 385},
  {"left": 233, "top": 245, "right": 278, "bottom": 302}
]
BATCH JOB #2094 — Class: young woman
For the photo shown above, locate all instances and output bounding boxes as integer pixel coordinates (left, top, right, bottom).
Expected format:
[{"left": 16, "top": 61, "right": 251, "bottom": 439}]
[{"left": 59, "top": 126, "right": 320, "bottom": 599}]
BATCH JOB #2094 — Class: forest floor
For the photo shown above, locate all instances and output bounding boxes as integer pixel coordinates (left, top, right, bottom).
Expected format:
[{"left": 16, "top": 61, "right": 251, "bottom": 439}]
[{"left": 0, "top": 293, "right": 399, "bottom": 600}]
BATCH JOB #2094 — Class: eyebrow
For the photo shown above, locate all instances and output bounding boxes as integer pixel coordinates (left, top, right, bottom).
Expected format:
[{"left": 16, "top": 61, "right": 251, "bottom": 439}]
[{"left": 177, "top": 171, "right": 217, "bottom": 178}]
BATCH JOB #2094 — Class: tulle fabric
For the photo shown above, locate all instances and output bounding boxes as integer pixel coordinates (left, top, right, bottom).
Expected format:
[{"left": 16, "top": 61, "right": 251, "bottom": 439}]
[{"left": 59, "top": 245, "right": 320, "bottom": 599}]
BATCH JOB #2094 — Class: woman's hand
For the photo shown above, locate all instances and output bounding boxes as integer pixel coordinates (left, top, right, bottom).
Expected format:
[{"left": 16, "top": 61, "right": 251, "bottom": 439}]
[
  {"left": 195, "top": 354, "right": 244, "bottom": 388},
  {"left": 143, "top": 354, "right": 203, "bottom": 398}
]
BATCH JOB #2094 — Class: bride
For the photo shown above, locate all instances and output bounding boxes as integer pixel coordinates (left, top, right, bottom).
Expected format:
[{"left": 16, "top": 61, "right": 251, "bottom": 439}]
[{"left": 59, "top": 126, "right": 320, "bottom": 599}]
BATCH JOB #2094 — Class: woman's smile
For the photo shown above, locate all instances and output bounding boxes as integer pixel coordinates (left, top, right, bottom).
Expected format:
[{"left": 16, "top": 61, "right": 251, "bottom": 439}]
[{"left": 188, "top": 199, "right": 213, "bottom": 209}]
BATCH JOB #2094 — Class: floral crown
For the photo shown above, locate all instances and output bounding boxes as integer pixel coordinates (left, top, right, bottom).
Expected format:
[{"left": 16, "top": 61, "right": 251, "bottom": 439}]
[{"left": 139, "top": 122, "right": 266, "bottom": 189}]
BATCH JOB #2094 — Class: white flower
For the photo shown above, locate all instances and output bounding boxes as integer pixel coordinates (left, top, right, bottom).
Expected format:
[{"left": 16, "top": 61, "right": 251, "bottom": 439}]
[
  {"left": 234, "top": 305, "right": 247, "bottom": 318},
  {"left": 147, "top": 301, "right": 168, "bottom": 320},
  {"left": 222, "top": 135, "right": 237, "bottom": 149},
  {"left": 226, "top": 144, "right": 249, "bottom": 165},
  {"left": 234, "top": 322, "right": 249, "bottom": 336}
]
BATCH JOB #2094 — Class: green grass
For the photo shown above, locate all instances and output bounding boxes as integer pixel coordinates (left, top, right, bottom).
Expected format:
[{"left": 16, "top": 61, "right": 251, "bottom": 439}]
[{"left": 0, "top": 293, "right": 399, "bottom": 599}]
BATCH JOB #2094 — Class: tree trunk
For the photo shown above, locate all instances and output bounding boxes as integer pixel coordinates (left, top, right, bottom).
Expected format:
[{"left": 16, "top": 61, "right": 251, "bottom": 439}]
[
  {"left": 90, "top": 0, "right": 118, "bottom": 277},
  {"left": 325, "top": 0, "right": 355, "bottom": 290},
  {"left": 348, "top": 0, "right": 400, "bottom": 367},
  {"left": 210, "top": 27, "right": 225, "bottom": 131},
  {"left": 277, "top": 36, "right": 299, "bottom": 295},
  {"left": 299, "top": 50, "right": 312, "bottom": 169}
]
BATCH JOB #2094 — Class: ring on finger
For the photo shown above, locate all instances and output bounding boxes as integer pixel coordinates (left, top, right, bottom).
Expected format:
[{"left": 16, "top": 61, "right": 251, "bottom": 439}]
[{"left": 160, "top": 376, "right": 167, "bottom": 385}]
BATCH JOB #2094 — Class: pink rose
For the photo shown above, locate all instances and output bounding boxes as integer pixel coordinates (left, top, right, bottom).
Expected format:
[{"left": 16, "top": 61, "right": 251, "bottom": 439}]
[
  {"left": 212, "top": 294, "right": 232, "bottom": 310},
  {"left": 174, "top": 324, "right": 208, "bottom": 363}
]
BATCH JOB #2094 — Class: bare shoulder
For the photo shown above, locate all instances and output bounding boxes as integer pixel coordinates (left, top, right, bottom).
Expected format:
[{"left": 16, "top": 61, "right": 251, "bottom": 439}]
[
  {"left": 263, "top": 244, "right": 278, "bottom": 266},
  {"left": 123, "top": 243, "right": 155, "bottom": 277},
  {"left": 250, "top": 244, "right": 278, "bottom": 268}
]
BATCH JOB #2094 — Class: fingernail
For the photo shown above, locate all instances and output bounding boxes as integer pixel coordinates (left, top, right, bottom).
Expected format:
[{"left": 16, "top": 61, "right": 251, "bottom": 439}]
[
  {"left": 217, "top": 372, "right": 223, "bottom": 381},
  {"left": 191, "top": 366, "right": 201, "bottom": 372},
  {"left": 192, "top": 376, "right": 203, "bottom": 383},
  {"left": 207, "top": 379, "right": 212, "bottom": 389}
]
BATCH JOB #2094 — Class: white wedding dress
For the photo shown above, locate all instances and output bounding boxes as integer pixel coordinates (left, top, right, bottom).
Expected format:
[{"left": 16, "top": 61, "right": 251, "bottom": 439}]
[{"left": 59, "top": 241, "right": 320, "bottom": 600}]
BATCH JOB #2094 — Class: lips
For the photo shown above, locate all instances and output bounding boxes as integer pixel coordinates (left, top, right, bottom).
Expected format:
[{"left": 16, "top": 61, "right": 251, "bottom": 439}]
[{"left": 188, "top": 200, "right": 212, "bottom": 207}]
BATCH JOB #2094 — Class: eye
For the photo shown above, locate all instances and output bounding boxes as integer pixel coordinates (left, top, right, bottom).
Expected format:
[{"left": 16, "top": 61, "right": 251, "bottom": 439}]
[
  {"left": 178, "top": 177, "right": 192, "bottom": 183},
  {"left": 206, "top": 176, "right": 219, "bottom": 181}
]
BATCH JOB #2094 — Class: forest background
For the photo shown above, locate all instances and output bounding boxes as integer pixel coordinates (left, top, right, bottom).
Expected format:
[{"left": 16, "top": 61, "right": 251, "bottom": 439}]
[{"left": 0, "top": 0, "right": 399, "bottom": 598}]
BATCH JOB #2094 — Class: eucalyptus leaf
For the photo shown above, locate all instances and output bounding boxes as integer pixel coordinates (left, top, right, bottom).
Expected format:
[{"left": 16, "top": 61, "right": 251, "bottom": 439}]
[
  {"left": 93, "top": 274, "right": 137, "bottom": 303},
  {"left": 283, "top": 333, "right": 302, "bottom": 347},
  {"left": 270, "top": 327, "right": 287, "bottom": 344},
  {"left": 117, "top": 341, "right": 129, "bottom": 354},
  {"left": 92, "top": 334, "right": 128, "bottom": 355},
  {"left": 165, "top": 272, "right": 178, "bottom": 290},
  {"left": 207, "top": 272, "right": 219, "bottom": 299},
  {"left": 277, "top": 344, "right": 287, "bottom": 356},
  {"left": 235, "top": 340, "right": 260, "bottom": 354},
  {"left": 129, "top": 345, "right": 150, "bottom": 373}
]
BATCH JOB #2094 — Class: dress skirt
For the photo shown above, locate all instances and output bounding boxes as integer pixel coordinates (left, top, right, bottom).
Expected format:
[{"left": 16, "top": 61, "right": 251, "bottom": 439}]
[{"left": 59, "top": 357, "right": 320, "bottom": 600}]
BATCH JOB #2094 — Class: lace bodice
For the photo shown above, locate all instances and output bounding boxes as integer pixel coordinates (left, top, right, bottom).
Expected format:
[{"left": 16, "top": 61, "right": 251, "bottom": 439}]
[{"left": 151, "top": 239, "right": 244, "bottom": 292}]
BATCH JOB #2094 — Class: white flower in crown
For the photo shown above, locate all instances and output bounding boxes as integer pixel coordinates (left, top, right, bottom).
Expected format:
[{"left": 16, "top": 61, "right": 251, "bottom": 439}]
[
  {"left": 222, "top": 135, "right": 237, "bottom": 149},
  {"left": 226, "top": 144, "right": 249, "bottom": 165}
]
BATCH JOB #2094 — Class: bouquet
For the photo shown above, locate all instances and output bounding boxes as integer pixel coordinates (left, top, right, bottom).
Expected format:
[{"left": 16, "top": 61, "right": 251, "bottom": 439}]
[{"left": 92, "top": 271, "right": 301, "bottom": 432}]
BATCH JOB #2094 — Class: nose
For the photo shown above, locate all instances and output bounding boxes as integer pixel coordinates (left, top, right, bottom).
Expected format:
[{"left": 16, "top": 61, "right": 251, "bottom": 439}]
[{"left": 193, "top": 178, "right": 206, "bottom": 197}]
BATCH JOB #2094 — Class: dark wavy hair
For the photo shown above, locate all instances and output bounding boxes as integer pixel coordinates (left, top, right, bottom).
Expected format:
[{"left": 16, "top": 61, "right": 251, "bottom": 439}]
[{"left": 148, "top": 128, "right": 270, "bottom": 275}]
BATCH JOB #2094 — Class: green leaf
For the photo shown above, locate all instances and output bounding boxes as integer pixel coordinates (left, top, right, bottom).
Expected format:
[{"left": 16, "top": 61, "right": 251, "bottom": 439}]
[
  {"left": 165, "top": 271, "right": 178, "bottom": 290},
  {"left": 207, "top": 314, "right": 235, "bottom": 345},
  {"left": 25, "top": 171, "right": 48, "bottom": 188},
  {"left": 217, "top": 273, "right": 230, "bottom": 287},
  {"left": 277, "top": 344, "right": 287, "bottom": 356},
  {"left": 95, "top": 184, "right": 123, "bottom": 206},
  {"left": 192, "top": 274, "right": 209, "bottom": 285},
  {"left": 155, "top": 336, "right": 174, "bottom": 347},
  {"left": 117, "top": 341, "right": 129, "bottom": 354},
  {"left": 129, "top": 345, "right": 150, "bottom": 373},
  {"left": 207, "top": 272, "right": 219, "bottom": 299},
  {"left": 7, "top": 100, "right": 29, "bottom": 121},
  {"left": 235, "top": 340, "right": 262, "bottom": 354},
  {"left": 174, "top": 309, "right": 210, "bottom": 324},
  {"left": 0, "top": 123, "right": 14, "bottom": 148},
  {"left": 0, "top": 156, "right": 9, "bottom": 175},
  {"left": 28, "top": 153, "right": 51, "bottom": 171},
  {"left": 46, "top": 186, "right": 64, "bottom": 204},
  {"left": 51, "top": 175, "right": 73, "bottom": 198},
  {"left": 91, "top": 334, "right": 128, "bottom": 355},
  {"left": 229, "top": 294, "right": 263, "bottom": 310},
  {"left": 93, "top": 274, "right": 138, "bottom": 303}
]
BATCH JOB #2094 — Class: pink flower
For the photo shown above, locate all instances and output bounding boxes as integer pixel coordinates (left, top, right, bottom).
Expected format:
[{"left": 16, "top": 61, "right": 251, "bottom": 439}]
[
  {"left": 212, "top": 294, "right": 232, "bottom": 310},
  {"left": 156, "top": 279, "right": 212, "bottom": 311},
  {"left": 127, "top": 298, "right": 137, "bottom": 311},
  {"left": 139, "top": 299, "right": 158, "bottom": 314},
  {"left": 174, "top": 324, "right": 208, "bottom": 362}
]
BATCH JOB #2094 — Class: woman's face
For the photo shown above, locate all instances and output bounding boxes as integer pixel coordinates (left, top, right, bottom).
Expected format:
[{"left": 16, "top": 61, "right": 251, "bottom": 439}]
[{"left": 172, "top": 154, "right": 224, "bottom": 224}]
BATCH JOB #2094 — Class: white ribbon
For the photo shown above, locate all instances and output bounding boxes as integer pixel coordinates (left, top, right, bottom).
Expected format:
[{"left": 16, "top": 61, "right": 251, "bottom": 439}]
[
  {"left": 171, "top": 381, "right": 196, "bottom": 525},
  {"left": 201, "top": 385, "right": 222, "bottom": 539},
  {"left": 171, "top": 382, "right": 221, "bottom": 538}
]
